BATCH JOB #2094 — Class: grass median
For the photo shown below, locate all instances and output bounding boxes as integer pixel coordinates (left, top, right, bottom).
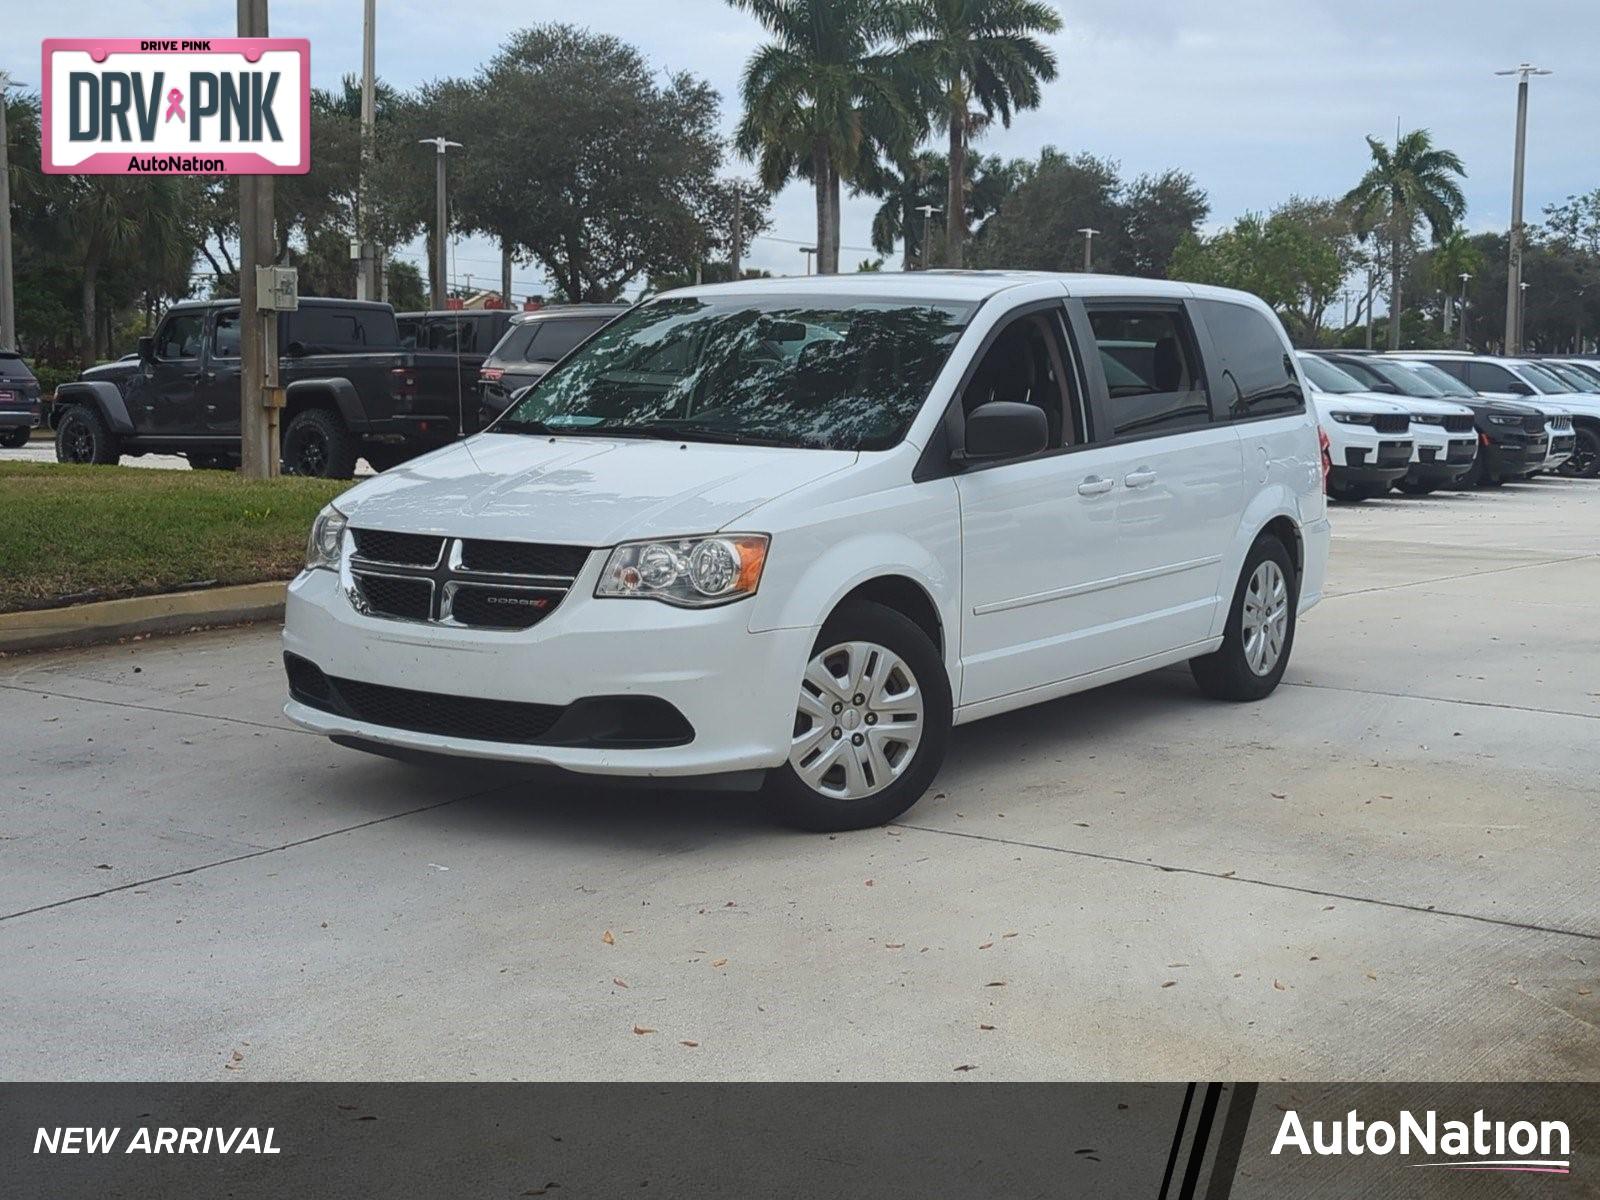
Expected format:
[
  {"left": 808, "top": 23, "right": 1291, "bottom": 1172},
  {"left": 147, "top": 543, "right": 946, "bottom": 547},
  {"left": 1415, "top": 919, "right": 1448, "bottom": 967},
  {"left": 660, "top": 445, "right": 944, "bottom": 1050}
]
[{"left": 0, "top": 462, "right": 349, "bottom": 613}]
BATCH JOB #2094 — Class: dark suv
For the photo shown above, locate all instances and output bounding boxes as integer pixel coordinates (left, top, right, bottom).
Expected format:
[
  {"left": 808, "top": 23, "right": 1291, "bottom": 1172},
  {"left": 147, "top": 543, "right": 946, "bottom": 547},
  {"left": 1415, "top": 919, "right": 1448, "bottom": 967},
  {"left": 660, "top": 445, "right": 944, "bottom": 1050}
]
[
  {"left": 0, "top": 352, "right": 43, "bottom": 448},
  {"left": 476, "top": 305, "right": 628, "bottom": 428}
]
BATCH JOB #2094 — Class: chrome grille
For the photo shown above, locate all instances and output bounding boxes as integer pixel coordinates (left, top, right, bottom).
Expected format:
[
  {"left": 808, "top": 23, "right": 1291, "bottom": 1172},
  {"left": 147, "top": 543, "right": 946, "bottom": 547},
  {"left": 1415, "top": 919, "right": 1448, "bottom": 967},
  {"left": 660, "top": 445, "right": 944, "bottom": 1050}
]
[{"left": 347, "top": 534, "right": 591, "bottom": 630}]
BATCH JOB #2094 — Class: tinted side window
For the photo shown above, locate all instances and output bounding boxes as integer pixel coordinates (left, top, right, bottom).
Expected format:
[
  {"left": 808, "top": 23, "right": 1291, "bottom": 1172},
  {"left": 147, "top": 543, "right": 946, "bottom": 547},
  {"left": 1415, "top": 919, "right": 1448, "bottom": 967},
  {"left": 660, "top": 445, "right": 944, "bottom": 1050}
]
[
  {"left": 1466, "top": 362, "right": 1518, "bottom": 392},
  {"left": 1424, "top": 358, "right": 1469, "bottom": 382},
  {"left": 1198, "top": 300, "right": 1303, "bottom": 419},
  {"left": 288, "top": 308, "right": 397, "bottom": 353},
  {"left": 491, "top": 324, "right": 539, "bottom": 363},
  {"left": 211, "top": 309, "right": 241, "bottom": 358},
  {"left": 531, "top": 318, "right": 608, "bottom": 362},
  {"left": 1085, "top": 306, "right": 1209, "bottom": 438},
  {"left": 157, "top": 313, "right": 205, "bottom": 359},
  {"left": 0, "top": 354, "right": 34, "bottom": 381}
]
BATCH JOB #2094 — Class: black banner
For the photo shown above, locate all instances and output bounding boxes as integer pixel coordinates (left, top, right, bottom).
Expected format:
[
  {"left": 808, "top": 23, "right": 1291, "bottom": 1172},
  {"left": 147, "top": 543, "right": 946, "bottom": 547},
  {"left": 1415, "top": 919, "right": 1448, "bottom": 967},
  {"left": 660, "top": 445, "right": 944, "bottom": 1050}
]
[{"left": 3, "top": 1083, "right": 1595, "bottom": 1198}]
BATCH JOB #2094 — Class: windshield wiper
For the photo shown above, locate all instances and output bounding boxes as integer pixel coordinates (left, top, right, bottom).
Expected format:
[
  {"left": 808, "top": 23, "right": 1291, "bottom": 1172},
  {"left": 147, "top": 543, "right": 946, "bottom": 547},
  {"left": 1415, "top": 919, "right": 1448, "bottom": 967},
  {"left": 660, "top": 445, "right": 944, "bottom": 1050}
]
[{"left": 617, "top": 421, "right": 790, "bottom": 447}]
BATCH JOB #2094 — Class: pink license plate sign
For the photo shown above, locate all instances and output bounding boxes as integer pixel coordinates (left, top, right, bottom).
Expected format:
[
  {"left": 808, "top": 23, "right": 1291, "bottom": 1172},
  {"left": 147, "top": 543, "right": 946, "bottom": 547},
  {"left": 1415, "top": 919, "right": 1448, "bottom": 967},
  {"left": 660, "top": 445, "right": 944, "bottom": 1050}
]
[{"left": 42, "top": 38, "right": 309, "bottom": 175}]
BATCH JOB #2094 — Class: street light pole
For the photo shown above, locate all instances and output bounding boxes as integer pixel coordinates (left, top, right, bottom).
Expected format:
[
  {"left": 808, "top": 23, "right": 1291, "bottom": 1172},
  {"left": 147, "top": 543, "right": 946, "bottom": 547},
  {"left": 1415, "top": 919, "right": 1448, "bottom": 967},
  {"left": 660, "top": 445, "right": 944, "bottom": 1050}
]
[
  {"left": 1496, "top": 63, "right": 1550, "bottom": 355},
  {"left": 914, "top": 204, "right": 941, "bottom": 270},
  {"left": 355, "top": 0, "right": 377, "bottom": 300},
  {"left": 237, "top": 0, "right": 278, "bottom": 479},
  {"left": 800, "top": 246, "right": 816, "bottom": 276},
  {"left": 1518, "top": 280, "right": 1529, "bottom": 350},
  {"left": 0, "top": 71, "right": 20, "bottom": 353},
  {"left": 1078, "top": 227, "right": 1099, "bottom": 272},
  {"left": 418, "top": 137, "right": 461, "bottom": 308},
  {"left": 1457, "top": 272, "right": 1471, "bottom": 350}
]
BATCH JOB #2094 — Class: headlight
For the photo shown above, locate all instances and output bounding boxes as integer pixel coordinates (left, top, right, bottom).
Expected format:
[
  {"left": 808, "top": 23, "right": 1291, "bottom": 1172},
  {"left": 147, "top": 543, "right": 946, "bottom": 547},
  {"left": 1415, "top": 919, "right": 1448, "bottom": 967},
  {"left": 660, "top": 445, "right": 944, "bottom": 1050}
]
[
  {"left": 1329, "top": 411, "right": 1372, "bottom": 425},
  {"left": 305, "top": 504, "right": 347, "bottom": 571},
  {"left": 1487, "top": 414, "right": 1522, "bottom": 426},
  {"left": 596, "top": 534, "right": 769, "bottom": 607},
  {"left": 1411, "top": 414, "right": 1443, "bottom": 425}
]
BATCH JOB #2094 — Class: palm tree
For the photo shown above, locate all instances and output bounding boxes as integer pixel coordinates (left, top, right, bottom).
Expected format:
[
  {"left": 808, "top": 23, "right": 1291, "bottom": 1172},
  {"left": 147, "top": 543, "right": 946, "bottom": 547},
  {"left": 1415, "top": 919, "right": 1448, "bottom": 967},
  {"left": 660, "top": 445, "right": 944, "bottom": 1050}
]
[
  {"left": 860, "top": 150, "right": 943, "bottom": 268},
  {"left": 732, "top": 0, "right": 919, "bottom": 274},
  {"left": 900, "top": 0, "right": 1060, "bottom": 267},
  {"left": 1343, "top": 129, "right": 1466, "bottom": 350}
]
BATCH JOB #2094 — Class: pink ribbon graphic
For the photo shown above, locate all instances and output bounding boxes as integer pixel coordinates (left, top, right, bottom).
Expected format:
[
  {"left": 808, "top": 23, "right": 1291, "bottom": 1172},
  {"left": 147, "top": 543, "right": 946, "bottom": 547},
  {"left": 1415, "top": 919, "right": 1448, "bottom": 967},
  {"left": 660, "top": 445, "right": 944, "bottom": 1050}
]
[{"left": 164, "top": 88, "right": 185, "bottom": 123}]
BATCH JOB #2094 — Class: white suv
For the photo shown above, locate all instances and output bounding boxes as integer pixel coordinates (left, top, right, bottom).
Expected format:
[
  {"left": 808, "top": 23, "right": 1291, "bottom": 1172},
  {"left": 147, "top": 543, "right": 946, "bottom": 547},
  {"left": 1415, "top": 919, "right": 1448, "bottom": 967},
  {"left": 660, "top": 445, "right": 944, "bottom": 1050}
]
[
  {"left": 1297, "top": 353, "right": 1414, "bottom": 501},
  {"left": 284, "top": 273, "right": 1330, "bottom": 830},
  {"left": 1392, "top": 353, "right": 1577, "bottom": 476}
]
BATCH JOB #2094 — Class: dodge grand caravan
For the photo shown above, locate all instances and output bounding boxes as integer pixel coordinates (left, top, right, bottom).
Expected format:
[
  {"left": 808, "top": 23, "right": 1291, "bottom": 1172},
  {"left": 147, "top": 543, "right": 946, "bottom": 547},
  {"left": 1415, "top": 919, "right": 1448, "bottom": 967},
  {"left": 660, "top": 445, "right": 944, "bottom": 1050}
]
[{"left": 283, "top": 273, "right": 1330, "bottom": 830}]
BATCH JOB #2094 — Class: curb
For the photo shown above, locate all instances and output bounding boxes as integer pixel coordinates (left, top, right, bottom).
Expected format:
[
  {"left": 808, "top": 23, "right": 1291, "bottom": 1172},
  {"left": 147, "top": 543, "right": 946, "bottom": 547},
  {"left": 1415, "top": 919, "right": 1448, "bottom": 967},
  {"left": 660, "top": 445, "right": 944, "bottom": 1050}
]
[{"left": 0, "top": 581, "right": 288, "bottom": 655}]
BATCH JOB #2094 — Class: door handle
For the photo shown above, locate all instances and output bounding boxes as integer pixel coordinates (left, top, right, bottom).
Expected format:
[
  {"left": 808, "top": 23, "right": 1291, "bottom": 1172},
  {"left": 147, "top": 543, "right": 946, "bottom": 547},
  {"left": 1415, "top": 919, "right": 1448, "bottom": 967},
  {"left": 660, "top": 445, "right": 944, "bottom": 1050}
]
[
  {"left": 1123, "top": 468, "right": 1158, "bottom": 488},
  {"left": 1077, "top": 476, "right": 1115, "bottom": 496}
]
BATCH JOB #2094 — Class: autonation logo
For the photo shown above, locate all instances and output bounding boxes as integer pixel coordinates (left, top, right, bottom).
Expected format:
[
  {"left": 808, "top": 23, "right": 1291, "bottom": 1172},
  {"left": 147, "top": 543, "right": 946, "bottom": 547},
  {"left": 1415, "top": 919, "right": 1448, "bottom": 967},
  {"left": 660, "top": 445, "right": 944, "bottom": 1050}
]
[{"left": 1273, "top": 1108, "right": 1571, "bottom": 1175}]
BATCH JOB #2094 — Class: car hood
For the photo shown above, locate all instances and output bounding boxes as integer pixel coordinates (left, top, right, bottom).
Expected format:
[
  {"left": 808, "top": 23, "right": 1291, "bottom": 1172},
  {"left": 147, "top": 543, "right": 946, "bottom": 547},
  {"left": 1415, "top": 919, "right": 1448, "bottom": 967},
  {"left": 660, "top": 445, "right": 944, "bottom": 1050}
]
[
  {"left": 1311, "top": 391, "right": 1408, "bottom": 416},
  {"left": 333, "top": 433, "right": 858, "bottom": 546},
  {"left": 1344, "top": 390, "right": 1473, "bottom": 418}
]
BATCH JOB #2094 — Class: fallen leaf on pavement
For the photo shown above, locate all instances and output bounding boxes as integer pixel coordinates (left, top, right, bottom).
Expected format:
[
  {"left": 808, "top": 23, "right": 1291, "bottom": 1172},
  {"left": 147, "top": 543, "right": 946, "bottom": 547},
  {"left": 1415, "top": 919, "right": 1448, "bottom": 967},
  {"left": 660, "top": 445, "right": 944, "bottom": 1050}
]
[
  {"left": 978, "top": 942, "right": 993, "bottom": 950},
  {"left": 985, "top": 981, "right": 1006, "bottom": 987},
  {"left": 1273, "top": 979, "right": 1287, "bottom": 991},
  {"left": 602, "top": 930, "right": 615, "bottom": 946},
  {"left": 885, "top": 943, "right": 905, "bottom": 950},
  {"left": 613, "top": 978, "right": 628, "bottom": 989},
  {"left": 711, "top": 958, "right": 728, "bottom": 968},
  {"left": 1161, "top": 981, "right": 1176, "bottom": 988},
  {"left": 632, "top": 1025, "right": 655, "bottom": 1035},
  {"left": 680, "top": 1041, "right": 699, "bottom": 1048},
  {"left": 979, "top": 1024, "right": 995, "bottom": 1031},
  {"left": 953, "top": 1064, "right": 977, "bottom": 1072}
]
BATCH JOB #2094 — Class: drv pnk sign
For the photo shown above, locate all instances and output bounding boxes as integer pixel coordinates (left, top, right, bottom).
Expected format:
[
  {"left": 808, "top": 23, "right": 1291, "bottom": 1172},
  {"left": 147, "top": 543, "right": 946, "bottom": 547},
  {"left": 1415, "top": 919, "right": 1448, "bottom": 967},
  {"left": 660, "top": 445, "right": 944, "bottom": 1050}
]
[{"left": 41, "top": 38, "right": 309, "bottom": 174}]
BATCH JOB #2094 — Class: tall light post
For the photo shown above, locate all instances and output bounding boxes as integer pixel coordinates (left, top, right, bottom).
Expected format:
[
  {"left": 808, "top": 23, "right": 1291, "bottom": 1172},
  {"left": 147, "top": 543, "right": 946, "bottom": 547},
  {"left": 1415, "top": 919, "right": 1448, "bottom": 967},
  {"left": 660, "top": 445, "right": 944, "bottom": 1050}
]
[
  {"left": 355, "top": 0, "right": 377, "bottom": 300},
  {"left": 799, "top": 246, "right": 816, "bottom": 276},
  {"left": 914, "top": 204, "right": 941, "bottom": 270},
  {"left": 1577, "top": 282, "right": 1592, "bottom": 354},
  {"left": 1496, "top": 63, "right": 1551, "bottom": 355},
  {"left": 1457, "top": 272, "right": 1472, "bottom": 349},
  {"left": 1078, "top": 227, "right": 1099, "bottom": 272},
  {"left": 418, "top": 137, "right": 461, "bottom": 308},
  {"left": 0, "top": 71, "right": 21, "bottom": 353},
  {"left": 1518, "top": 280, "right": 1530, "bottom": 350}
]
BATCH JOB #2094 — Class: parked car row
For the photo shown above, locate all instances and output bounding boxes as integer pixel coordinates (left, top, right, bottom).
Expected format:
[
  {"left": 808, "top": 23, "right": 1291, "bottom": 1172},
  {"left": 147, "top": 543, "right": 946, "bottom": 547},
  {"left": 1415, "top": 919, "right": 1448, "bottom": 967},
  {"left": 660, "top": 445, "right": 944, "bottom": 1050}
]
[{"left": 1298, "top": 348, "right": 1599, "bottom": 502}]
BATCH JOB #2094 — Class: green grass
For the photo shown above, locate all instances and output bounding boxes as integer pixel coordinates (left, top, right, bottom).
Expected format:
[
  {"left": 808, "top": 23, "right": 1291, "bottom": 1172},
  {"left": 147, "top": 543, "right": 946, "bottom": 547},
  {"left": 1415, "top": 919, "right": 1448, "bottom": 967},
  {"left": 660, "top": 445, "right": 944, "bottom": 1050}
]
[{"left": 0, "top": 462, "right": 349, "bottom": 613}]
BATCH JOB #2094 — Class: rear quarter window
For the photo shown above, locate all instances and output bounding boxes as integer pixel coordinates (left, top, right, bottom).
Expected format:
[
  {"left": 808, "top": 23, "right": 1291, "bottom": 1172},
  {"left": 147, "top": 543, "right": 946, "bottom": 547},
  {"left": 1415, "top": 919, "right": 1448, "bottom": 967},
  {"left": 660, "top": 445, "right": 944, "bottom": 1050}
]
[
  {"left": 529, "top": 317, "right": 609, "bottom": 362},
  {"left": 0, "top": 354, "right": 35, "bottom": 381},
  {"left": 491, "top": 324, "right": 540, "bottom": 363},
  {"left": 287, "top": 307, "right": 399, "bottom": 353},
  {"left": 1196, "top": 300, "right": 1304, "bottom": 420}
]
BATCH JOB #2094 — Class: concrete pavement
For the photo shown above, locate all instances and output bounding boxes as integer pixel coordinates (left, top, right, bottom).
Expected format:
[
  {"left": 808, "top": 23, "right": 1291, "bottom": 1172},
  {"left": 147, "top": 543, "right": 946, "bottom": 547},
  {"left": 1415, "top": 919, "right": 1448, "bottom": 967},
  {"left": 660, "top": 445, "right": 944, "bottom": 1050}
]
[{"left": 2, "top": 479, "right": 1597, "bottom": 1081}]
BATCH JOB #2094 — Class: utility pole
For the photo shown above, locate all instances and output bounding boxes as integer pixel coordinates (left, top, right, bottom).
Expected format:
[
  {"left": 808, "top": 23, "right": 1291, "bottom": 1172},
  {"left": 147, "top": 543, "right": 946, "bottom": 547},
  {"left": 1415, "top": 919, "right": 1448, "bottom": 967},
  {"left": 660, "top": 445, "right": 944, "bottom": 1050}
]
[
  {"left": 0, "top": 71, "right": 19, "bottom": 353},
  {"left": 237, "top": 0, "right": 278, "bottom": 479},
  {"left": 1364, "top": 267, "right": 1376, "bottom": 350},
  {"left": 730, "top": 187, "right": 743, "bottom": 280},
  {"left": 355, "top": 0, "right": 377, "bottom": 300},
  {"left": 1078, "top": 227, "right": 1099, "bottom": 272},
  {"left": 1496, "top": 63, "right": 1550, "bottom": 355},
  {"left": 913, "top": 204, "right": 942, "bottom": 271},
  {"left": 419, "top": 137, "right": 461, "bottom": 307},
  {"left": 800, "top": 246, "right": 816, "bottom": 276},
  {"left": 1457, "top": 272, "right": 1472, "bottom": 350}
]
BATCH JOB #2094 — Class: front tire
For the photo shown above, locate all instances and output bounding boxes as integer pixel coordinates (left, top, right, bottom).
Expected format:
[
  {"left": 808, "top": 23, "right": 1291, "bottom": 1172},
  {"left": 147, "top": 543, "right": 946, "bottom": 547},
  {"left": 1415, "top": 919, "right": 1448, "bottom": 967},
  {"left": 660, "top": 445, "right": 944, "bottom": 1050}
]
[
  {"left": 1559, "top": 426, "right": 1600, "bottom": 479},
  {"left": 54, "top": 405, "right": 121, "bottom": 465},
  {"left": 1190, "top": 535, "right": 1298, "bottom": 702},
  {"left": 1394, "top": 479, "right": 1436, "bottom": 496},
  {"left": 767, "top": 602, "right": 951, "bottom": 832},
  {"left": 281, "top": 408, "right": 358, "bottom": 479}
]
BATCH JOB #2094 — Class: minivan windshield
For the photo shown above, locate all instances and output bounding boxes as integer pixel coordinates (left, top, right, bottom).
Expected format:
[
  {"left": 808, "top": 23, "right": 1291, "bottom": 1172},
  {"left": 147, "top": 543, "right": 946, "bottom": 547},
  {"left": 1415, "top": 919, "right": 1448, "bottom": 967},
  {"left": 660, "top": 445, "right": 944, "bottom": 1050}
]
[
  {"left": 1297, "top": 354, "right": 1366, "bottom": 394},
  {"left": 496, "top": 294, "right": 976, "bottom": 450}
]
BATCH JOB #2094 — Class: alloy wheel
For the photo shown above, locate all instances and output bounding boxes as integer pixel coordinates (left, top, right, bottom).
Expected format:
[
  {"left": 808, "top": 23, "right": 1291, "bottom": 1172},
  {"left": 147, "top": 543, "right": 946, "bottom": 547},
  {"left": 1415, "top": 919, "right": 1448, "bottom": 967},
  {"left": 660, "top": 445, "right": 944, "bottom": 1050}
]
[
  {"left": 1241, "top": 560, "right": 1289, "bottom": 676},
  {"left": 790, "top": 640, "right": 924, "bottom": 801}
]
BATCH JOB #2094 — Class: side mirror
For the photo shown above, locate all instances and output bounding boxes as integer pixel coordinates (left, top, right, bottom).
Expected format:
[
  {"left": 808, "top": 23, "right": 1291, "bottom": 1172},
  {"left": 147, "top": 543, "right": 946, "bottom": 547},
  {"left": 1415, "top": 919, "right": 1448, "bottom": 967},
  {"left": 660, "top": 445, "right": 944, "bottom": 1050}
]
[
  {"left": 959, "top": 401, "right": 1049, "bottom": 462},
  {"left": 285, "top": 340, "right": 308, "bottom": 358},
  {"left": 137, "top": 336, "right": 156, "bottom": 364}
]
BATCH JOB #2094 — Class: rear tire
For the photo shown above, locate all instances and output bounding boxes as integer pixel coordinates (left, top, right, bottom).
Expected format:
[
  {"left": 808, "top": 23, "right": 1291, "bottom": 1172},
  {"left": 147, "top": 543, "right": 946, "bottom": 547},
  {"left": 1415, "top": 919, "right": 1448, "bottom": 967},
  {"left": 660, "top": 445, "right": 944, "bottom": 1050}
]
[
  {"left": 766, "top": 601, "right": 951, "bottom": 832},
  {"left": 1394, "top": 479, "right": 1436, "bottom": 496},
  {"left": 1190, "top": 535, "right": 1298, "bottom": 702},
  {"left": 0, "top": 427, "right": 30, "bottom": 449},
  {"left": 54, "top": 405, "right": 121, "bottom": 465},
  {"left": 281, "top": 408, "right": 358, "bottom": 479}
]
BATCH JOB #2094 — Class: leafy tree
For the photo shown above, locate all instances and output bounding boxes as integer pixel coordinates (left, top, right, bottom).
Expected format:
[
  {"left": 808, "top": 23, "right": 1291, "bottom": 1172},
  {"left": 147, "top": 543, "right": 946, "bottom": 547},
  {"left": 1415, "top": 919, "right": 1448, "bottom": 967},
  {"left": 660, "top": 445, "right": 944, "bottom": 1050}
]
[
  {"left": 859, "top": 149, "right": 1025, "bottom": 267},
  {"left": 899, "top": 0, "right": 1061, "bottom": 267},
  {"left": 385, "top": 261, "right": 428, "bottom": 312},
  {"left": 1342, "top": 129, "right": 1466, "bottom": 351},
  {"left": 731, "top": 0, "right": 919, "bottom": 274},
  {"left": 1170, "top": 211, "right": 1339, "bottom": 344},
  {"left": 471, "top": 26, "right": 725, "bottom": 300},
  {"left": 1542, "top": 187, "right": 1600, "bottom": 255},
  {"left": 971, "top": 149, "right": 1206, "bottom": 279}
]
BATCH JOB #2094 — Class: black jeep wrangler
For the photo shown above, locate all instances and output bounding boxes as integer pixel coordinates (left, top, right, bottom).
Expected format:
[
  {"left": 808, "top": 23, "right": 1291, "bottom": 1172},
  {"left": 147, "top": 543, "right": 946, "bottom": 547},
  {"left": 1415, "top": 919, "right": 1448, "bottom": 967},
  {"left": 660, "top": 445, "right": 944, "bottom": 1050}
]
[{"left": 51, "top": 298, "right": 475, "bottom": 477}]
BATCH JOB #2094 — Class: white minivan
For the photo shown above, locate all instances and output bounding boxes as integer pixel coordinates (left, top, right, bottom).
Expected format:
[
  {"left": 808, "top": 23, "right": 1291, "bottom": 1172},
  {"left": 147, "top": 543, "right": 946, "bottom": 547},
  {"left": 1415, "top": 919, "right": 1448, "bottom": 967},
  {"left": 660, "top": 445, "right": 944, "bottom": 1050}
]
[{"left": 284, "top": 273, "right": 1330, "bottom": 830}]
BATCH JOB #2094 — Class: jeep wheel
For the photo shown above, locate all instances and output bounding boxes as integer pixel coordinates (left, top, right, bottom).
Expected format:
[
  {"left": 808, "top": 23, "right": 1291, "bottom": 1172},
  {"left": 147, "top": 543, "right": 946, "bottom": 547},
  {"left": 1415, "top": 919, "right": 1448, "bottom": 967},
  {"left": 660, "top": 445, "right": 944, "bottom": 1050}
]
[
  {"left": 54, "top": 405, "right": 121, "bottom": 465},
  {"left": 0, "top": 427, "right": 30, "bottom": 449},
  {"left": 1558, "top": 427, "right": 1600, "bottom": 479},
  {"left": 282, "top": 408, "right": 358, "bottom": 479}
]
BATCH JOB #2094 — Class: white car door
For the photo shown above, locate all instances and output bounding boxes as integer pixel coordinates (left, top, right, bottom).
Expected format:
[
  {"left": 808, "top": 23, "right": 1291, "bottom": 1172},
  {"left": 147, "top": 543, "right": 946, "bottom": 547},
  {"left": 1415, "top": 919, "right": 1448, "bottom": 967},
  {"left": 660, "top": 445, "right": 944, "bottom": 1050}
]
[
  {"left": 952, "top": 302, "right": 1142, "bottom": 705},
  {"left": 1072, "top": 299, "right": 1247, "bottom": 659}
]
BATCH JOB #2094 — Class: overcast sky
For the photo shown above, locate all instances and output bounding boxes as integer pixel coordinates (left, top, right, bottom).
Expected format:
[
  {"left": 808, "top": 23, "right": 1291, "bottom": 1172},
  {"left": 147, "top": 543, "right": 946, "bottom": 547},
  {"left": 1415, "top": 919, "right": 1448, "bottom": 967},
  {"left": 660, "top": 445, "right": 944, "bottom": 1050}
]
[{"left": 8, "top": 1, "right": 1597, "bottom": 298}]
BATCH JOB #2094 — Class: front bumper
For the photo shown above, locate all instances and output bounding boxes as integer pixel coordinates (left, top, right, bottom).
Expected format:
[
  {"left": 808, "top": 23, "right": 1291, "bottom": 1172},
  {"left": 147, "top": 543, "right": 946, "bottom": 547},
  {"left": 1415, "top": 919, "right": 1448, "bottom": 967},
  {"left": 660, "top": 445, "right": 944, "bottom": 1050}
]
[
  {"left": 1406, "top": 429, "right": 1477, "bottom": 484},
  {"left": 1543, "top": 433, "right": 1576, "bottom": 472},
  {"left": 282, "top": 566, "right": 813, "bottom": 777},
  {"left": 1484, "top": 435, "right": 1547, "bottom": 477}
]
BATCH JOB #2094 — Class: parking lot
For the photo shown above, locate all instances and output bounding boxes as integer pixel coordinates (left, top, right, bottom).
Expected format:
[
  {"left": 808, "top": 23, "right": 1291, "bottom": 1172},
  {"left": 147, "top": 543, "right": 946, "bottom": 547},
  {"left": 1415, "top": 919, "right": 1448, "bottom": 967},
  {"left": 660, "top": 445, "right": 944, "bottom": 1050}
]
[{"left": 2, "top": 477, "right": 1597, "bottom": 1082}]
